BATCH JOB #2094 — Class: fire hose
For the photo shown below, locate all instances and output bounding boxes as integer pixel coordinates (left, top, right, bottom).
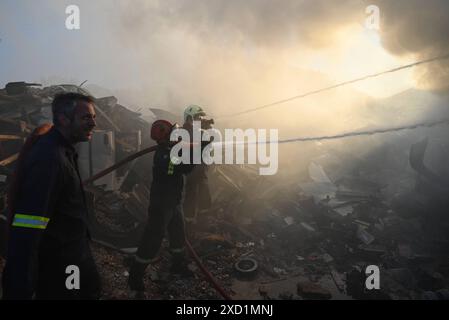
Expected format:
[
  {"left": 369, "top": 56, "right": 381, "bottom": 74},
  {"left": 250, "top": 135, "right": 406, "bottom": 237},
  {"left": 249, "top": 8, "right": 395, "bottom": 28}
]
[
  {"left": 80, "top": 114, "right": 449, "bottom": 299},
  {"left": 82, "top": 145, "right": 232, "bottom": 300}
]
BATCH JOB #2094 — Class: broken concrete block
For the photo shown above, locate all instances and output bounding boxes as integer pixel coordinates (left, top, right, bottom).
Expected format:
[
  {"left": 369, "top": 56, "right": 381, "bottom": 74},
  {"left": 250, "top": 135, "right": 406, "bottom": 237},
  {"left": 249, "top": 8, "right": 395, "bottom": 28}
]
[
  {"left": 297, "top": 281, "right": 332, "bottom": 299},
  {"left": 258, "top": 285, "right": 268, "bottom": 297},
  {"left": 397, "top": 243, "right": 413, "bottom": 259},
  {"left": 330, "top": 267, "right": 346, "bottom": 292},
  {"left": 284, "top": 216, "right": 295, "bottom": 226},
  {"left": 273, "top": 267, "right": 287, "bottom": 275},
  {"left": 321, "top": 253, "right": 334, "bottom": 263},
  {"left": 300, "top": 222, "right": 316, "bottom": 232},
  {"left": 358, "top": 244, "right": 387, "bottom": 256},
  {"left": 333, "top": 205, "right": 353, "bottom": 217},
  {"left": 356, "top": 225, "right": 375, "bottom": 245}
]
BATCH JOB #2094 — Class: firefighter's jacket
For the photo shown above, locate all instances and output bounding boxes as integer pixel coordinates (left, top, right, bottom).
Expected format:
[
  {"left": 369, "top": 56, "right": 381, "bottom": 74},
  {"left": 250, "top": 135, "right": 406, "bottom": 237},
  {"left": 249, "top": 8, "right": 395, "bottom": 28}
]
[
  {"left": 2, "top": 127, "right": 90, "bottom": 299},
  {"left": 150, "top": 144, "right": 194, "bottom": 204}
]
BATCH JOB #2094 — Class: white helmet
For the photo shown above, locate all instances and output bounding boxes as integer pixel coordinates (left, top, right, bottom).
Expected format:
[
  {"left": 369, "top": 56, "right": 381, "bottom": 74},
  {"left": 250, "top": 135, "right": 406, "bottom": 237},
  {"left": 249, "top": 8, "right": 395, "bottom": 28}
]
[{"left": 184, "top": 104, "right": 206, "bottom": 122}]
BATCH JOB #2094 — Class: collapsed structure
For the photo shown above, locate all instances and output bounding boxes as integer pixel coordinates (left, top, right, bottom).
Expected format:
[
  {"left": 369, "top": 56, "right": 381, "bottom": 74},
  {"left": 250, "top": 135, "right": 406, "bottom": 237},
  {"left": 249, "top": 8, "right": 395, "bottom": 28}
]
[{"left": 1, "top": 82, "right": 449, "bottom": 300}]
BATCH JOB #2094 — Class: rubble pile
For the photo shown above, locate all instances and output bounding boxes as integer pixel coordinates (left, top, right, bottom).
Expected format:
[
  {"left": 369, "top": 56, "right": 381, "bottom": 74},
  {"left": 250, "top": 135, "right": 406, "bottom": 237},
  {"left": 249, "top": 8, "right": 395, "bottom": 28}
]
[
  {"left": 92, "top": 155, "right": 448, "bottom": 300},
  {"left": 1, "top": 81, "right": 449, "bottom": 300},
  {"left": 180, "top": 147, "right": 449, "bottom": 300}
]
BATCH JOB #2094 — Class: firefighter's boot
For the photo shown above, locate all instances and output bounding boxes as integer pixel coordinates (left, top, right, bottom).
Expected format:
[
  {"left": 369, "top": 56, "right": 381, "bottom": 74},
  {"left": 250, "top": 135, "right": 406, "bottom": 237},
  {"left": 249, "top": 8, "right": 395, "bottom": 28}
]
[
  {"left": 128, "top": 260, "right": 147, "bottom": 299},
  {"left": 170, "top": 250, "right": 194, "bottom": 278}
]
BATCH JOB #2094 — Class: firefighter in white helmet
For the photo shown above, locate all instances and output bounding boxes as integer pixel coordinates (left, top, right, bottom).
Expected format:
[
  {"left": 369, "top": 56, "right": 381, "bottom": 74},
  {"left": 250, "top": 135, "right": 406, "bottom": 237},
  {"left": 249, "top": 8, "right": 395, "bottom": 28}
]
[{"left": 182, "top": 105, "right": 213, "bottom": 224}]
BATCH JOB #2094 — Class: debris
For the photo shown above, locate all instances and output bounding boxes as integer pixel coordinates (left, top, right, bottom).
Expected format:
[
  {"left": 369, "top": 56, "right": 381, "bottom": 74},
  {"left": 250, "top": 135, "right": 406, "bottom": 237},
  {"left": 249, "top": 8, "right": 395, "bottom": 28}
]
[
  {"left": 416, "top": 268, "right": 445, "bottom": 291},
  {"left": 234, "top": 257, "right": 258, "bottom": 278},
  {"left": 333, "top": 205, "right": 353, "bottom": 217},
  {"left": 321, "top": 253, "right": 334, "bottom": 263},
  {"left": 386, "top": 268, "right": 415, "bottom": 288},
  {"left": 273, "top": 267, "right": 287, "bottom": 276},
  {"left": 235, "top": 242, "right": 255, "bottom": 248},
  {"left": 258, "top": 285, "right": 268, "bottom": 297},
  {"left": 358, "top": 244, "right": 387, "bottom": 256},
  {"left": 297, "top": 281, "right": 332, "bottom": 300},
  {"left": 284, "top": 216, "right": 295, "bottom": 226},
  {"left": 278, "top": 291, "right": 294, "bottom": 300},
  {"left": 271, "top": 209, "right": 281, "bottom": 217},
  {"left": 197, "top": 234, "right": 234, "bottom": 255},
  {"left": 2, "top": 81, "right": 449, "bottom": 300},
  {"left": 356, "top": 226, "right": 375, "bottom": 245},
  {"left": 397, "top": 244, "right": 413, "bottom": 259},
  {"left": 149, "top": 269, "right": 160, "bottom": 282},
  {"left": 300, "top": 222, "right": 316, "bottom": 232},
  {"left": 300, "top": 182, "right": 336, "bottom": 201},
  {"left": 421, "top": 291, "right": 439, "bottom": 300},
  {"left": 330, "top": 267, "right": 346, "bottom": 293},
  {"left": 354, "top": 220, "right": 371, "bottom": 228},
  {"left": 309, "top": 162, "right": 333, "bottom": 184},
  {"left": 436, "top": 289, "right": 449, "bottom": 300}
]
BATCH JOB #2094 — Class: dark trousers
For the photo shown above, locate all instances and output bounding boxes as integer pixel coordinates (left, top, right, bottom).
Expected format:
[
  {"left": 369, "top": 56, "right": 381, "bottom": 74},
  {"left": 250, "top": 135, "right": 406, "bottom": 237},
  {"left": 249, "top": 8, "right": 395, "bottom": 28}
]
[
  {"left": 183, "top": 169, "right": 211, "bottom": 220},
  {"left": 136, "top": 199, "right": 186, "bottom": 262},
  {"left": 35, "top": 239, "right": 101, "bottom": 300}
]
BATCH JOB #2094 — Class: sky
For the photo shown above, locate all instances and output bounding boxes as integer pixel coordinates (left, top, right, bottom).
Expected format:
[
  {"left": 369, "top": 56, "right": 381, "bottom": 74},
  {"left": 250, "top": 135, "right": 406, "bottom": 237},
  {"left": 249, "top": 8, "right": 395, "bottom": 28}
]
[
  {"left": 0, "top": 2, "right": 419, "bottom": 95},
  {"left": 1, "top": 0, "right": 448, "bottom": 132}
]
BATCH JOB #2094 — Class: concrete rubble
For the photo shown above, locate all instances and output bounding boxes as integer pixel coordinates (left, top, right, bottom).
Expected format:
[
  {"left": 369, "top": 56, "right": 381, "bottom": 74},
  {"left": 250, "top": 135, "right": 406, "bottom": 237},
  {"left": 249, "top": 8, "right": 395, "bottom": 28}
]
[{"left": 1, "top": 82, "right": 449, "bottom": 299}]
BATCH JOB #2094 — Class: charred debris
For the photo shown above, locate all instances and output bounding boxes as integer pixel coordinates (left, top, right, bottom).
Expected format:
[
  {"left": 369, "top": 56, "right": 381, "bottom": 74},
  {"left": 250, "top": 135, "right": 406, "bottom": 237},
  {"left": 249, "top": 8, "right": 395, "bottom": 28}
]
[{"left": 1, "top": 81, "right": 449, "bottom": 300}]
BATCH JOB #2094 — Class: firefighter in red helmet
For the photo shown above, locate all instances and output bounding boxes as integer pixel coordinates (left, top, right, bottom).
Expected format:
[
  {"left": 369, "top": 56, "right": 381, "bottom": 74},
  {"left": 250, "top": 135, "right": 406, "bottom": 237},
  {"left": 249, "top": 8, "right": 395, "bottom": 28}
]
[{"left": 128, "top": 119, "right": 194, "bottom": 298}]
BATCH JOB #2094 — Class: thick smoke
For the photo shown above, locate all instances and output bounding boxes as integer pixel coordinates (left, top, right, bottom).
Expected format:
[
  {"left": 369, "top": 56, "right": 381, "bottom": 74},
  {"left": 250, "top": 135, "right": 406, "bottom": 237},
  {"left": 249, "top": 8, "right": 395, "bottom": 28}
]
[
  {"left": 376, "top": 0, "right": 449, "bottom": 92},
  {"left": 1, "top": 0, "right": 448, "bottom": 184},
  {"left": 117, "top": 0, "right": 449, "bottom": 92},
  {"left": 118, "top": 0, "right": 363, "bottom": 48}
]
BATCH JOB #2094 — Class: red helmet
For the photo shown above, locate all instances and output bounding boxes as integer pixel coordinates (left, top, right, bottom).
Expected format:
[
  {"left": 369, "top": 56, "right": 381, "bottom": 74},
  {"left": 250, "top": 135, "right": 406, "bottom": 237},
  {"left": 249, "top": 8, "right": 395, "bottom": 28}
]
[{"left": 151, "top": 119, "right": 174, "bottom": 143}]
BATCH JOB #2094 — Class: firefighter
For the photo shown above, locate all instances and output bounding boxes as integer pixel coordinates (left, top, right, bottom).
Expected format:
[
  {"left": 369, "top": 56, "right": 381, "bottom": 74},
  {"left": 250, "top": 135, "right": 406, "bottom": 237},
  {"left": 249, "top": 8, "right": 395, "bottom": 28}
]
[
  {"left": 128, "top": 120, "right": 195, "bottom": 298},
  {"left": 1, "top": 93, "right": 100, "bottom": 300},
  {"left": 182, "top": 105, "right": 213, "bottom": 224}
]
